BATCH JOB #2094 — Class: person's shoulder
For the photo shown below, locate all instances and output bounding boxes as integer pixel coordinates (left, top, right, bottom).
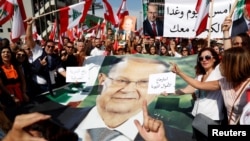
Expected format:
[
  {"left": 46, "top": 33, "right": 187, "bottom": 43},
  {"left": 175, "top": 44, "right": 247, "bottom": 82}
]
[
  {"left": 233, "top": 16, "right": 245, "bottom": 24},
  {"left": 143, "top": 19, "right": 149, "bottom": 24},
  {"left": 156, "top": 19, "right": 163, "bottom": 24}
]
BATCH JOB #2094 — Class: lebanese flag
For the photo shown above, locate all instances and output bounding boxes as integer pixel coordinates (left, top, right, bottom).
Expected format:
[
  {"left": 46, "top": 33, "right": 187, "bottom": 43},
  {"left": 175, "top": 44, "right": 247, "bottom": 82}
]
[
  {"left": 49, "top": 21, "right": 57, "bottom": 40},
  {"left": 65, "top": 28, "right": 75, "bottom": 41},
  {"left": 10, "top": 0, "right": 27, "bottom": 42},
  {"left": 246, "top": 0, "right": 250, "bottom": 17},
  {"left": 75, "top": 25, "right": 84, "bottom": 39},
  {"left": 117, "top": 0, "right": 129, "bottom": 22},
  {"left": 96, "top": 19, "right": 106, "bottom": 39},
  {"left": 32, "top": 24, "right": 43, "bottom": 41},
  {"left": 0, "top": 0, "right": 15, "bottom": 25},
  {"left": 102, "top": 0, "right": 118, "bottom": 26},
  {"left": 194, "top": 0, "right": 210, "bottom": 36},
  {"left": 84, "top": 24, "right": 99, "bottom": 33},
  {"left": 100, "top": 19, "right": 107, "bottom": 40},
  {"left": 59, "top": 0, "right": 92, "bottom": 35}
]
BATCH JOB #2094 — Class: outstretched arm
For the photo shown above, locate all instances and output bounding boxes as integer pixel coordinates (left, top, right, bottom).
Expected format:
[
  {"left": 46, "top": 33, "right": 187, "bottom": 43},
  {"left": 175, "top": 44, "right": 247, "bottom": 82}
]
[
  {"left": 24, "top": 17, "right": 36, "bottom": 49},
  {"left": 171, "top": 62, "right": 220, "bottom": 91},
  {"left": 134, "top": 100, "right": 168, "bottom": 141},
  {"left": 175, "top": 84, "right": 196, "bottom": 95}
]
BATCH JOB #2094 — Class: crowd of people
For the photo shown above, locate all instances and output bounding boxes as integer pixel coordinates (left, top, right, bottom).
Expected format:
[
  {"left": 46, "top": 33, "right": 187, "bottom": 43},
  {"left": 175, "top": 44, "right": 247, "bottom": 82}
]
[{"left": 1, "top": 2, "right": 250, "bottom": 141}]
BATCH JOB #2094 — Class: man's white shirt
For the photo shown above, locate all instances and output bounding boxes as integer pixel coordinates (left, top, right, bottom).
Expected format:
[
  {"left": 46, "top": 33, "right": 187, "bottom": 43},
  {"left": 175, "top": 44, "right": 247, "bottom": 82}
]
[
  {"left": 74, "top": 106, "right": 143, "bottom": 141},
  {"left": 90, "top": 47, "right": 105, "bottom": 56}
]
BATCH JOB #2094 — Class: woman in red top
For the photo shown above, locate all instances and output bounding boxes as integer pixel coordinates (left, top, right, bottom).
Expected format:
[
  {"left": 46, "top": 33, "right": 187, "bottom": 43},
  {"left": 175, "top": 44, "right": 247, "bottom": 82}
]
[{"left": 0, "top": 46, "right": 28, "bottom": 104}]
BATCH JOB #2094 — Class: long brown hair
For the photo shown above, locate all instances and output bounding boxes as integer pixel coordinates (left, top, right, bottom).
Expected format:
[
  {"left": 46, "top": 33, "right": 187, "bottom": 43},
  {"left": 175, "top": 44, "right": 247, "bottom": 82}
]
[{"left": 220, "top": 47, "right": 250, "bottom": 87}]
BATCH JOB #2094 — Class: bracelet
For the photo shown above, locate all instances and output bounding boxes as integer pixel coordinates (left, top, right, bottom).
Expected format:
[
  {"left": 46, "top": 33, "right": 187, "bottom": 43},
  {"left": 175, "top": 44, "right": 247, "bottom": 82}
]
[{"left": 222, "top": 37, "right": 231, "bottom": 40}]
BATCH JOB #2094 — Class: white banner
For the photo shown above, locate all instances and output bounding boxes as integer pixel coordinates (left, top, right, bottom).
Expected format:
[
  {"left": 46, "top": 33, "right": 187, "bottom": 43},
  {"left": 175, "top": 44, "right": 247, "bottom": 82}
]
[{"left": 164, "top": 0, "right": 234, "bottom": 38}]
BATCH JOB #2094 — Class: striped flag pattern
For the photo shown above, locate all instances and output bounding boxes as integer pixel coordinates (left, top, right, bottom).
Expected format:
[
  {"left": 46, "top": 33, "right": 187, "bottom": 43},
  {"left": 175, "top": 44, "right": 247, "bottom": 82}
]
[{"left": 194, "top": 0, "right": 210, "bottom": 36}]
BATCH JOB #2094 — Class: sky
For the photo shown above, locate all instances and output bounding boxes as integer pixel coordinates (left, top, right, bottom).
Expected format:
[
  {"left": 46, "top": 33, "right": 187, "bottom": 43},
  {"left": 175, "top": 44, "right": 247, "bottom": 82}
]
[{"left": 90, "top": 0, "right": 144, "bottom": 28}]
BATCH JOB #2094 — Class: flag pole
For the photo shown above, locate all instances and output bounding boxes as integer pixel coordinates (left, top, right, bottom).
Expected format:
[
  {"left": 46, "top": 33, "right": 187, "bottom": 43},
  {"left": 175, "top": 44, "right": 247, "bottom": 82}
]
[
  {"left": 207, "top": 0, "right": 214, "bottom": 47},
  {"left": 229, "top": 0, "right": 239, "bottom": 18},
  {"left": 33, "top": 9, "right": 61, "bottom": 20}
]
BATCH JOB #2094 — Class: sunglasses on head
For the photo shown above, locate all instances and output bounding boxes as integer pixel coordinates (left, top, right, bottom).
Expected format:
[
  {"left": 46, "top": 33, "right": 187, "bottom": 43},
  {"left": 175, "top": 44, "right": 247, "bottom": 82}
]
[{"left": 198, "top": 55, "right": 213, "bottom": 61}]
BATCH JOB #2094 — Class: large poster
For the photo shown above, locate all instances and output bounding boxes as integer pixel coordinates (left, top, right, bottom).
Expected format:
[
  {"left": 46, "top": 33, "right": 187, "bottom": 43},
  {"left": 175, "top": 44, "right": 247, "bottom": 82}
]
[{"left": 37, "top": 54, "right": 198, "bottom": 141}]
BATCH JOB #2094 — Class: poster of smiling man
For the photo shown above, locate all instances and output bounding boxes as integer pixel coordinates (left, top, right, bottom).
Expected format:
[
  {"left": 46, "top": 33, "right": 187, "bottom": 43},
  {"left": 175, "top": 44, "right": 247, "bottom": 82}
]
[{"left": 28, "top": 54, "right": 197, "bottom": 141}]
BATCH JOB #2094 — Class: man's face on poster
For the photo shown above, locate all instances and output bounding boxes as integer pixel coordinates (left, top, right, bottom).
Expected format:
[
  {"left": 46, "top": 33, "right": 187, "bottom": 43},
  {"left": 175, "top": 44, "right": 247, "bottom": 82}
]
[
  {"left": 97, "top": 58, "right": 166, "bottom": 115},
  {"left": 147, "top": 5, "right": 158, "bottom": 22},
  {"left": 123, "top": 18, "right": 133, "bottom": 32}
]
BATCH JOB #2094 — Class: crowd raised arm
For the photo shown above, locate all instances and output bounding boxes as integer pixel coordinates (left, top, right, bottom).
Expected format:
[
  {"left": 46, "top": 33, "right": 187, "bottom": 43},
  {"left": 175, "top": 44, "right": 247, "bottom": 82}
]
[{"left": 2, "top": 1, "right": 250, "bottom": 141}]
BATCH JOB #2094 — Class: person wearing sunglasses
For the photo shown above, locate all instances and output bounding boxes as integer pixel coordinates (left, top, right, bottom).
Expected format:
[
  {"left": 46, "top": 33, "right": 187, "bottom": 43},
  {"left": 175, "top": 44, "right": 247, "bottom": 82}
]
[
  {"left": 29, "top": 56, "right": 191, "bottom": 141},
  {"left": 173, "top": 47, "right": 224, "bottom": 140},
  {"left": 24, "top": 17, "right": 66, "bottom": 95},
  {"left": 172, "top": 47, "right": 250, "bottom": 126},
  {"left": 180, "top": 47, "right": 190, "bottom": 57}
]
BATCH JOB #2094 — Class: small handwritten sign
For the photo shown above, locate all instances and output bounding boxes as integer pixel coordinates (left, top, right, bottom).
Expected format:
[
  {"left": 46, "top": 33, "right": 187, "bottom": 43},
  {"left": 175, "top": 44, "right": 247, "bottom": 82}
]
[
  {"left": 147, "top": 72, "right": 176, "bottom": 94},
  {"left": 66, "top": 67, "right": 89, "bottom": 82}
]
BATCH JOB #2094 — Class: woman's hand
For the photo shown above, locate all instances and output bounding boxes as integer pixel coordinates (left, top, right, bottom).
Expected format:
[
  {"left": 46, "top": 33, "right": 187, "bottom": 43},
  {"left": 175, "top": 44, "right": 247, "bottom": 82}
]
[
  {"left": 170, "top": 62, "right": 181, "bottom": 75},
  {"left": 221, "top": 16, "right": 232, "bottom": 32}
]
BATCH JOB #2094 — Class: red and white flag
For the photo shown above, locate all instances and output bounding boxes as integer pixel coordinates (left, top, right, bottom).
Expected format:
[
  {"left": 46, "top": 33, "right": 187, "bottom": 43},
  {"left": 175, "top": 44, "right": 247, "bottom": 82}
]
[
  {"left": 10, "top": 0, "right": 27, "bottom": 42},
  {"left": 102, "top": 0, "right": 118, "bottom": 26},
  {"left": 59, "top": 0, "right": 92, "bottom": 34},
  {"left": 96, "top": 19, "right": 107, "bottom": 39},
  {"left": 194, "top": 0, "right": 210, "bottom": 36},
  {"left": 134, "top": 27, "right": 143, "bottom": 36},
  {"left": 100, "top": 19, "right": 107, "bottom": 40},
  {"left": 117, "top": 0, "right": 129, "bottom": 22},
  {"left": 32, "top": 24, "right": 42, "bottom": 41},
  {"left": 0, "top": 0, "right": 15, "bottom": 25},
  {"left": 49, "top": 21, "right": 57, "bottom": 40}
]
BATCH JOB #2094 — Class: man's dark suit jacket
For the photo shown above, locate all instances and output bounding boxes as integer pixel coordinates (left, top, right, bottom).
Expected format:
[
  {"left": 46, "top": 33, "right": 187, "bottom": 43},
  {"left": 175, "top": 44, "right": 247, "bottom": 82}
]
[
  {"left": 28, "top": 100, "right": 192, "bottom": 141},
  {"left": 231, "top": 16, "right": 248, "bottom": 37},
  {"left": 143, "top": 19, "right": 164, "bottom": 37}
]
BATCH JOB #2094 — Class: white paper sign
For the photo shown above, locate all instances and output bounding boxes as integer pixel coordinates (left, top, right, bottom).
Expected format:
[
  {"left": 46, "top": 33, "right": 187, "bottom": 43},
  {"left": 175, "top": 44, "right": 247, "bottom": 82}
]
[
  {"left": 164, "top": 0, "right": 234, "bottom": 38},
  {"left": 66, "top": 66, "right": 89, "bottom": 82},
  {"left": 147, "top": 72, "right": 176, "bottom": 94}
]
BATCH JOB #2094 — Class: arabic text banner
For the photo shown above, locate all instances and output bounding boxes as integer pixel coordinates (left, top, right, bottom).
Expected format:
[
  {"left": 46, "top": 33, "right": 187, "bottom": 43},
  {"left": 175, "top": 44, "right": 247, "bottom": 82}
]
[{"left": 164, "top": 0, "right": 234, "bottom": 38}]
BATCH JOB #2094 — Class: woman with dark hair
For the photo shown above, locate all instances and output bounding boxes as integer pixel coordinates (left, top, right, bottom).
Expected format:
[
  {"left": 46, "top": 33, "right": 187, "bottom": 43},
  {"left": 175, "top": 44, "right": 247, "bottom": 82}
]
[
  {"left": 149, "top": 46, "right": 158, "bottom": 55},
  {"left": 173, "top": 47, "right": 250, "bottom": 125},
  {"left": 159, "top": 45, "right": 170, "bottom": 56},
  {"left": 180, "top": 47, "right": 191, "bottom": 57},
  {"left": 174, "top": 47, "right": 224, "bottom": 140},
  {"left": 0, "top": 46, "right": 29, "bottom": 104}
]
